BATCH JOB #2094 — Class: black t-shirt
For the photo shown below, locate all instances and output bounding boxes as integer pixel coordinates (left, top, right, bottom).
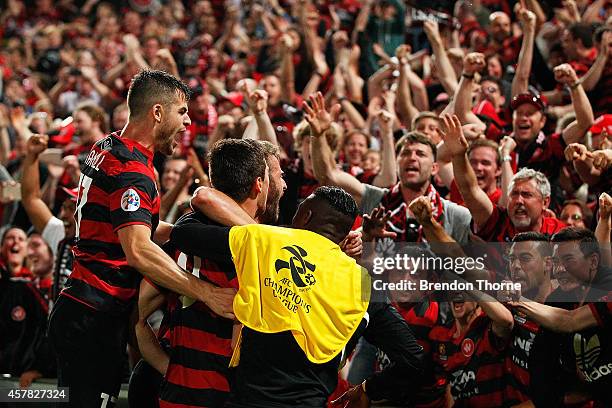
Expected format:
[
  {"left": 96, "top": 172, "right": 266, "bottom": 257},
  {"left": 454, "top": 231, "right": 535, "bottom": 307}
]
[{"left": 0, "top": 279, "right": 53, "bottom": 376}]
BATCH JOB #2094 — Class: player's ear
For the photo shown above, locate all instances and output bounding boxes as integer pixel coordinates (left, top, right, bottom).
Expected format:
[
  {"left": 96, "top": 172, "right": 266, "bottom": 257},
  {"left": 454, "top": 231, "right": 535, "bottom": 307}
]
[{"left": 153, "top": 103, "right": 163, "bottom": 123}]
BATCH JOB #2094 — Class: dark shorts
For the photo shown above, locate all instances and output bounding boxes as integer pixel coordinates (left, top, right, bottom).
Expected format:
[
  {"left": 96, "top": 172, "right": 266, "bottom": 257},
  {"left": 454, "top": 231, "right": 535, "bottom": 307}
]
[
  {"left": 128, "top": 359, "right": 163, "bottom": 408},
  {"left": 48, "top": 295, "right": 128, "bottom": 408}
]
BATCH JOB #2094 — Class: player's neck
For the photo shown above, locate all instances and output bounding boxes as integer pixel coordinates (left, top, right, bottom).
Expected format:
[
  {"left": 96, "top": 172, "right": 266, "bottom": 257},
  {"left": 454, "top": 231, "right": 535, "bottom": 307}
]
[
  {"left": 120, "top": 121, "right": 155, "bottom": 152},
  {"left": 239, "top": 199, "right": 259, "bottom": 221}
]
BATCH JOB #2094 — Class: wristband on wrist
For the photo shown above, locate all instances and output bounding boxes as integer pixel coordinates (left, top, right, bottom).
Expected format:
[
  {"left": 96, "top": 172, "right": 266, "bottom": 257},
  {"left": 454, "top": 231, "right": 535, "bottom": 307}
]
[
  {"left": 462, "top": 72, "right": 474, "bottom": 79},
  {"left": 501, "top": 154, "right": 512, "bottom": 163},
  {"left": 569, "top": 80, "right": 582, "bottom": 90}
]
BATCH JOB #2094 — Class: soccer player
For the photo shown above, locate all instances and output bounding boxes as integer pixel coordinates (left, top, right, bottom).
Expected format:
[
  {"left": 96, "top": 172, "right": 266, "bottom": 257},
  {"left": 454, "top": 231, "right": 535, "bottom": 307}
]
[
  {"left": 48, "top": 70, "right": 235, "bottom": 408},
  {"left": 171, "top": 186, "right": 425, "bottom": 407},
  {"left": 135, "top": 138, "right": 272, "bottom": 408}
]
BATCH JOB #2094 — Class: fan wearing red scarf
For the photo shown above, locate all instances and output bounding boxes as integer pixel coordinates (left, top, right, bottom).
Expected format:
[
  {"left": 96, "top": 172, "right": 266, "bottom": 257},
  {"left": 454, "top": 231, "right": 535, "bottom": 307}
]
[{"left": 308, "top": 94, "right": 471, "bottom": 245}]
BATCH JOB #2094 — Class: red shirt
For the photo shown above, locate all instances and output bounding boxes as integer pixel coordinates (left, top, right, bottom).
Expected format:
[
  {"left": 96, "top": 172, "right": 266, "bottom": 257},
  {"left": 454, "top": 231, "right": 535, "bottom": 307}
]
[
  {"left": 474, "top": 204, "right": 566, "bottom": 242},
  {"left": 449, "top": 180, "right": 502, "bottom": 207},
  {"left": 430, "top": 311, "right": 509, "bottom": 408}
]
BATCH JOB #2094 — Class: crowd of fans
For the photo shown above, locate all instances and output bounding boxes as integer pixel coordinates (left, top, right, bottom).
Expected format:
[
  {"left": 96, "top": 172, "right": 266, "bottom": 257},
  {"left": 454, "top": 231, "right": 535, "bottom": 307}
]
[{"left": 0, "top": 0, "right": 611, "bottom": 406}]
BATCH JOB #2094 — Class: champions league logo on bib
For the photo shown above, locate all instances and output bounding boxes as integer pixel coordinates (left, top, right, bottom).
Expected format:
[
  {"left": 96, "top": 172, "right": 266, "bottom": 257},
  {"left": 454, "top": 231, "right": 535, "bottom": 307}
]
[
  {"left": 261, "top": 245, "right": 317, "bottom": 314},
  {"left": 121, "top": 189, "right": 141, "bottom": 212}
]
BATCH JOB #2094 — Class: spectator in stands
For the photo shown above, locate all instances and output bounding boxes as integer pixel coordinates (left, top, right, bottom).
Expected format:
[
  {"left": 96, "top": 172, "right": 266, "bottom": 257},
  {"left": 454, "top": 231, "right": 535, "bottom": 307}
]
[{"left": 0, "top": 227, "right": 29, "bottom": 280}]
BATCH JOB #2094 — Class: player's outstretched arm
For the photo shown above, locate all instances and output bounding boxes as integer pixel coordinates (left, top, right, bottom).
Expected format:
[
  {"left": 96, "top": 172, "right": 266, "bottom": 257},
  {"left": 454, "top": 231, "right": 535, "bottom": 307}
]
[
  {"left": 509, "top": 301, "right": 598, "bottom": 333},
  {"left": 191, "top": 187, "right": 256, "bottom": 226},
  {"left": 118, "top": 224, "right": 236, "bottom": 319}
]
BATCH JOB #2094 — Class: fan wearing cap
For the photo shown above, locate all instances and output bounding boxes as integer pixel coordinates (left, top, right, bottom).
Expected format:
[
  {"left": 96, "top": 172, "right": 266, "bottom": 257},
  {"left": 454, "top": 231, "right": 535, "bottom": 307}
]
[
  {"left": 507, "top": 14, "right": 594, "bottom": 178},
  {"left": 21, "top": 134, "right": 77, "bottom": 300}
]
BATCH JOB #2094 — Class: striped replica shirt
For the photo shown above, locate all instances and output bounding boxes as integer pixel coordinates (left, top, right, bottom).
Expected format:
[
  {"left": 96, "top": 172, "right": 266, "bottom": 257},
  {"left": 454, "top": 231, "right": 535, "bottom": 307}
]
[
  {"left": 430, "top": 311, "right": 508, "bottom": 408},
  {"left": 61, "top": 133, "right": 160, "bottom": 313},
  {"left": 159, "top": 212, "right": 238, "bottom": 408},
  {"left": 503, "top": 310, "right": 540, "bottom": 405}
]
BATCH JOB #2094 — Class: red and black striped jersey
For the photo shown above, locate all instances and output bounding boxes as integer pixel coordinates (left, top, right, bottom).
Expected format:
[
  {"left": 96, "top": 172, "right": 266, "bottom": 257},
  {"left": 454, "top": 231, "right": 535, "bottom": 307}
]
[
  {"left": 392, "top": 299, "right": 449, "bottom": 408},
  {"left": 159, "top": 212, "right": 238, "bottom": 408},
  {"left": 503, "top": 309, "right": 540, "bottom": 405},
  {"left": 430, "top": 311, "right": 509, "bottom": 408},
  {"left": 61, "top": 133, "right": 160, "bottom": 313}
]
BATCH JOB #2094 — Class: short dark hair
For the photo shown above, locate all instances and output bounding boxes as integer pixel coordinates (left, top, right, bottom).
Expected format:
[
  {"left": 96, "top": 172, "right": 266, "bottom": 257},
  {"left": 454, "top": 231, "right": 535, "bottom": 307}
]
[
  {"left": 480, "top": 75, "right": 504, "bottom": 91},
  {"left": 395, "top": 131, "right": 437, "bottom": 159},
  {"left": 512, "top": 231, "right": 552, "bottom": 257},
  {"left": 313, "top": 186, "right": 358, "bottom": 219},
  {"left": 127, "top": 70, "right": 191, "bottom": 119},
  {"left": 551, "top": 227, "right": 599, "bottom": 259},
  {"left": 208, "top": 139, "right": 267, "bottom": 202},
  {"left": 568, "top": 23, "right": 594, "bottom": 48}
]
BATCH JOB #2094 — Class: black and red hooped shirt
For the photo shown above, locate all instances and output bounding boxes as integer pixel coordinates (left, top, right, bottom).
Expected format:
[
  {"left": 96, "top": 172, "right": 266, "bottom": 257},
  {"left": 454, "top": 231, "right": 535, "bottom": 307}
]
[{"left": 61, "top": 133, "right": 160, "bottom": 314}]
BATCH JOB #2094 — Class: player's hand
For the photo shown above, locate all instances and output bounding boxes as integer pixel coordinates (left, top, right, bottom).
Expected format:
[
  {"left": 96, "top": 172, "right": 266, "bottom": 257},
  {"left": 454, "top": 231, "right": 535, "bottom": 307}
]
[
  {"left": 302, "top": 92, "right": 341, "bottom": 137},
  {"left": 340, "top": 230, "right": 363, "bottom": 260},
  {"left": 330, "top": 382, "right": 369, "bottom": 408},
  {"left": 203, "top": 286, "right": 237, "bottom": 319},
  {"left": 462, "top": 123, "right": 484, "bottom": 141},
  {"left": 439, "top": 114, "right": 469, "bottom": 157},
  {"left": 409, "top": 196, "right": 434, "bottom": 226},
  {"left": 463, "top": 52, "right": 486, "bottom": 76},
  {"left": 553, "top": 63, "right": 579, "bottom": 86},
  {"left": 26, "top": 134, "right": 49, "bottom": 158},
  {"left": 362, "top": 206, "right": 397, "bottom": 242},
  {"left": 19, "top": 370, "right": 42, "bottom": 389}
]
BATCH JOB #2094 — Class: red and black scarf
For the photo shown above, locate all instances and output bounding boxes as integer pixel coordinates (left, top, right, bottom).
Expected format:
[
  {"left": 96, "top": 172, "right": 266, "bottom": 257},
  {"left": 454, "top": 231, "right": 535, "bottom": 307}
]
[{"left": 380, "top": 183, "right": 444, "bottom": 242}]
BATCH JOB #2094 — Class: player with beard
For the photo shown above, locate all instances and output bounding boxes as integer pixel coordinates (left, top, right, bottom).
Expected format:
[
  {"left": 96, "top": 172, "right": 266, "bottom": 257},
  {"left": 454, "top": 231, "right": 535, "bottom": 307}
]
[
  {"left": 170, "top": 186, "right": 425, "bottom": 408},
  {"left": 48, "top": 70, "right": 235, "bottom": 408},
  {"left": 444, "top": 113, "right": 566, "bottom": 242},
  {"left": 134, "top": 139, "right": 271, "bottom": 408},
  {"left": 21, "top": 133, "right": 77, "bottom": 301}
]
